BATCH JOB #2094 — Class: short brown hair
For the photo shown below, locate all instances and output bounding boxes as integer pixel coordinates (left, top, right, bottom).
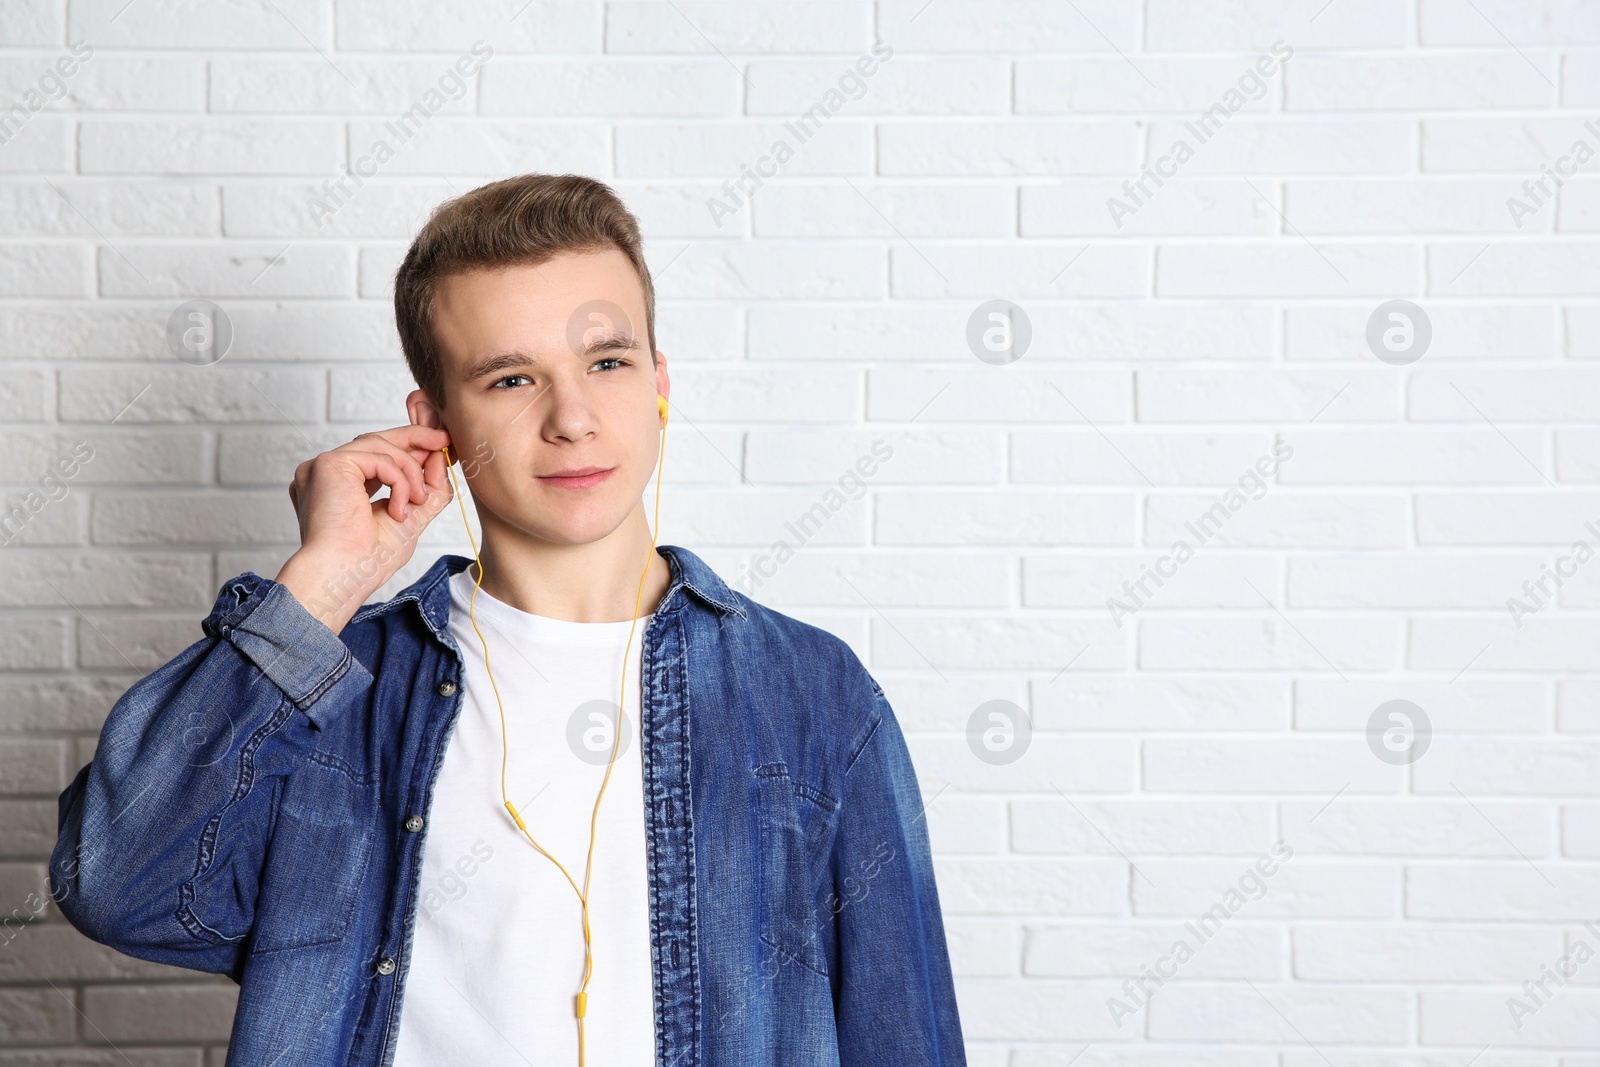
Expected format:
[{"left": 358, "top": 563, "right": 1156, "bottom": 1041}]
[{"left": 393, "top": 173, "right": 656, "bottom": 409}]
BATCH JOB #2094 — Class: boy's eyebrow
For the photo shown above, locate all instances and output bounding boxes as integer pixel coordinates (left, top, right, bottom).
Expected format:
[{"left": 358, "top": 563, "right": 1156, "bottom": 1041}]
[
  {"left": 460, "top": 333, "right": 641, "bottom": 382},
  {"left": 461, "top": 350, "right": 538, "bottom": 383}
]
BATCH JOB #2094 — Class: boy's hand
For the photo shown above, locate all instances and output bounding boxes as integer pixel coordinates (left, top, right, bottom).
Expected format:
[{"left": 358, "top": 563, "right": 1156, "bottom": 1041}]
[{"left": 274, "top": 425, "right": 456, "bottom": 632}]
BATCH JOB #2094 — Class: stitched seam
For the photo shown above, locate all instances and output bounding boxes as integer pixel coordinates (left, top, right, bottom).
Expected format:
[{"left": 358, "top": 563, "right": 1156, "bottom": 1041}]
[
  {"left": 844, "top": 716, "right": 883, "bottom": 776},
  {"left": 210, "top": 574, "right": 268, "bottom": 635},
  {"left": 306, "top": 748, "right": 379, "bottom": 784},
  {"left": 794, "top": 779, "right": 840, "bottom": 812},
  {"left": 759, "top": 932, "right": 830, "bottom": 979},
  {"left": 348, "top": 552, "right": 461, "bottom": 632},
  {"left": 295, "top": 644, "right": 353, "bottom": 710},
  {"left": 673, "top": 619, "right": 701, "bottom": 1066},
  {"left": 177, "top": 882, "right": 249, "bottom": 945},
  {"left": 753, "top": 762, "right": 839, "bottom": 810},
  {"left": 248, "top": 832, "right": 371, "bottom": 956},
  {"left": 178, "top": 692, "right": 295, "bottom": 944},
  {"left": 305, "top": 749, "right": 377, "bottom": 783},
  {"left": 754, "top": 765, "right": 834, "bottom": 978},
  {"left": 660, "top": 545, "right": 746, "bottom": 620}
]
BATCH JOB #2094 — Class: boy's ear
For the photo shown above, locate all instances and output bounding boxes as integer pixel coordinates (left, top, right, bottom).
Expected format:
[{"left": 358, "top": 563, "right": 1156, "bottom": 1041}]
[{"left": 406, "top": 388, "right": 444, "bottom": 430}]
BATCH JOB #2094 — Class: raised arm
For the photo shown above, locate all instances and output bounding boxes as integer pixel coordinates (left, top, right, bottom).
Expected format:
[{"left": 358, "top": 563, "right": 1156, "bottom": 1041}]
[
  {"left": 50, "top": 573, "right": 374, "bottom": 977},
  {"left": 51, "top": 423, "right": 456, "bottom": 977}
]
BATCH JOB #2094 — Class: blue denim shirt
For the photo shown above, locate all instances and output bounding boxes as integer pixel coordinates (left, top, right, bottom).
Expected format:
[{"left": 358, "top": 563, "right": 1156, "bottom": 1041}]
[{"left": 50, "top": 545, "right": 966, "bottom": 1066}]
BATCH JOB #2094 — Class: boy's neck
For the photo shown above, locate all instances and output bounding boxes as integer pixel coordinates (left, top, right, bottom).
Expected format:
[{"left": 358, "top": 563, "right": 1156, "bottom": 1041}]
[{"left": 470, "top": 520, "right": 671, "bottom": 623}]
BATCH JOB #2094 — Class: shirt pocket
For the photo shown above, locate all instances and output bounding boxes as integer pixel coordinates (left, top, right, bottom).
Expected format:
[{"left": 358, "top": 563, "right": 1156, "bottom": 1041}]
[
  {"left": 752, "top": 761, "right": 839, "bottom": 980},
  {"left": 250, "top": 756, "right": 377, "bottom": 955}
]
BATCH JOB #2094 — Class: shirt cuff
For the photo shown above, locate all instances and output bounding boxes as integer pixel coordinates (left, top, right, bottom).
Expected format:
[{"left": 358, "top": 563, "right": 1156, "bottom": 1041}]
[{"left": 201, "top": 571, "right": 374, "bottom": 724}]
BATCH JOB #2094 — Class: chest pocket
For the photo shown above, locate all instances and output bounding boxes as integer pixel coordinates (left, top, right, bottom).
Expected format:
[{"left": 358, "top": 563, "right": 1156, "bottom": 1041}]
[
  {"left": 250, "top": 755, "right": 377, "bottom": 955},
  {"left": 753, "top": 761, "right": 838, "bottom": 980}
]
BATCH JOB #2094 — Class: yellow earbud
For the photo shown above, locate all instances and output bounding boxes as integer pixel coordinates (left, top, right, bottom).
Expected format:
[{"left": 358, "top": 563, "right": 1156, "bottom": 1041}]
[{"left": 434, "top": 393, "right": 668, "bottom": 1067}]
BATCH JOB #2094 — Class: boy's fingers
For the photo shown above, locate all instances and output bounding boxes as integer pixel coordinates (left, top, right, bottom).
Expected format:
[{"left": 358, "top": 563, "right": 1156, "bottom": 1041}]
[
  {"left": 423, "top": 448, "right": 452, "bottom": 491},
  {"left": 345, "top": 437, "right": 429, "bottom": 508}
]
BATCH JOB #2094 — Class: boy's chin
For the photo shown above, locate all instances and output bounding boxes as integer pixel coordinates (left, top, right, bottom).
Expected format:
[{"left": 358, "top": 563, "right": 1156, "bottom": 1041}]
[{"left": 521, "top": 509, "right": 633, "bottom": 547}]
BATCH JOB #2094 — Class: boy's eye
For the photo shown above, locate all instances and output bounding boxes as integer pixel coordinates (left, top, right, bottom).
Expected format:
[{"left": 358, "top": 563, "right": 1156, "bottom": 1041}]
[{"left": 490, "top": 358, "right": 626, "bottom": 390}]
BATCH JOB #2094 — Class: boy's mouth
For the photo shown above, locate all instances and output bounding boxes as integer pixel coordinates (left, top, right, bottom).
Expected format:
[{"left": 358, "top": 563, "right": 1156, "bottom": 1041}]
[{"left": 537, "top": 466, "right": 615, "bottom": 490}]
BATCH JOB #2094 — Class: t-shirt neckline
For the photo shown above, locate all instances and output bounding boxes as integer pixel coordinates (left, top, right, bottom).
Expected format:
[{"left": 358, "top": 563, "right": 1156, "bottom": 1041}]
[{"left": 448, "top": 568, "right": 653, "bottom": 645}]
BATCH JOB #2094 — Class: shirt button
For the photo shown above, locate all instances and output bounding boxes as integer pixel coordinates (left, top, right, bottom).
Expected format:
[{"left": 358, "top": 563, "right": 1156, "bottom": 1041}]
[
  {"left": 376, "top": 956, "right": 396, "bottom": 976},
  {"left": 437, "top": 680, "right": 457, "bottom": 696},
  {"left": 404, "top": 814, "right": 424, "bottom": 833}
]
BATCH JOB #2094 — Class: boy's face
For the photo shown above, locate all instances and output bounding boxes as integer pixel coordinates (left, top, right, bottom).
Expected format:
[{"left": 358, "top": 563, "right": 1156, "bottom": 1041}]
[{"left": 409, "top": 247, "right": 669, "bottom": 546}]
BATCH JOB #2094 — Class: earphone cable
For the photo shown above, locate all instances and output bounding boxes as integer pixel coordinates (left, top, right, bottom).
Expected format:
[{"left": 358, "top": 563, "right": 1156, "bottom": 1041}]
[{"left": 436, "top": 394, "right": 666, "bottom": 1067}]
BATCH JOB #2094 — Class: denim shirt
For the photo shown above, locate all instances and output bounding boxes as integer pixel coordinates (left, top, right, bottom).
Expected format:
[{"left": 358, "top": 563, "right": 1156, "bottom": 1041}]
[{"left": 50, "top": 545, "right": 967, "bottom": 1067}]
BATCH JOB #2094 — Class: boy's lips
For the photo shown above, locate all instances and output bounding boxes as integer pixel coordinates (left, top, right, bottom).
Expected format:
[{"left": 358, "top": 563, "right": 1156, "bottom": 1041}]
[{"left": 537, "top": 466, "right": 615, "bottom": 489}]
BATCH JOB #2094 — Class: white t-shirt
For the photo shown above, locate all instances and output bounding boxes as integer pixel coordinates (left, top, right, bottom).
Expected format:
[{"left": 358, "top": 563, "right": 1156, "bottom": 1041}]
[{"left": 391, "top": 566, "right": 658, "bottom": 1066}]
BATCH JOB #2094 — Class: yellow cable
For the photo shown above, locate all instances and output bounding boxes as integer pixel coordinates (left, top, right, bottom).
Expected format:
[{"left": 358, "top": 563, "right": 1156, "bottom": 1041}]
[{"left": 438, "top": 394, "right": 667, "bottom": 1067}]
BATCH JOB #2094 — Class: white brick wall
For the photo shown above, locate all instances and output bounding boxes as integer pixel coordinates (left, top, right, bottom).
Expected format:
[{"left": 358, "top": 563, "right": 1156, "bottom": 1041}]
[{"left": 2, "top": 0, "right": 1598, "bottom": 1062}]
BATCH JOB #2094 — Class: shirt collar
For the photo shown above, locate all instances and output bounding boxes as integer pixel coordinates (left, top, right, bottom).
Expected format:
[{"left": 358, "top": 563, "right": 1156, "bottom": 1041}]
[{"left": 351, "top": 543, "right": 746, "bottom": 642}]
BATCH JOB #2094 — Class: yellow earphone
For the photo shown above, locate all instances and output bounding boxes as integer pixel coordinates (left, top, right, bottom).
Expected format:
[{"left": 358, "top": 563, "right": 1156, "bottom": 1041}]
[{"left": 437, "top": 391, "right": 668, "bottom": 1067}]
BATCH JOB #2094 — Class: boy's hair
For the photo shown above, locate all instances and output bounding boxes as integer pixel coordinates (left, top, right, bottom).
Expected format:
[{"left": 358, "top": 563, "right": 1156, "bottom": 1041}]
[{"left": 393, "top": 172, "right": 657, "bottom": 410}]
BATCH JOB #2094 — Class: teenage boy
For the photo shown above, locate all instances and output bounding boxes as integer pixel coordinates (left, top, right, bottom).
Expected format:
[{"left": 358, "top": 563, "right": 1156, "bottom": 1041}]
[{"left": 50, "top": 173, "right": 966, "bottom": 1066}]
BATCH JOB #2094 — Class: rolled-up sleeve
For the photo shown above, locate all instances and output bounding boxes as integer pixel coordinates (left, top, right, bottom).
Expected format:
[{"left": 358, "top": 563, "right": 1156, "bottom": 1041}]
[
  {"left": 50, "top": 571, "right": 372, "bottom": 977},
  {"left": 200, "top": 571, "right": 373, "bottom": 726}
]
